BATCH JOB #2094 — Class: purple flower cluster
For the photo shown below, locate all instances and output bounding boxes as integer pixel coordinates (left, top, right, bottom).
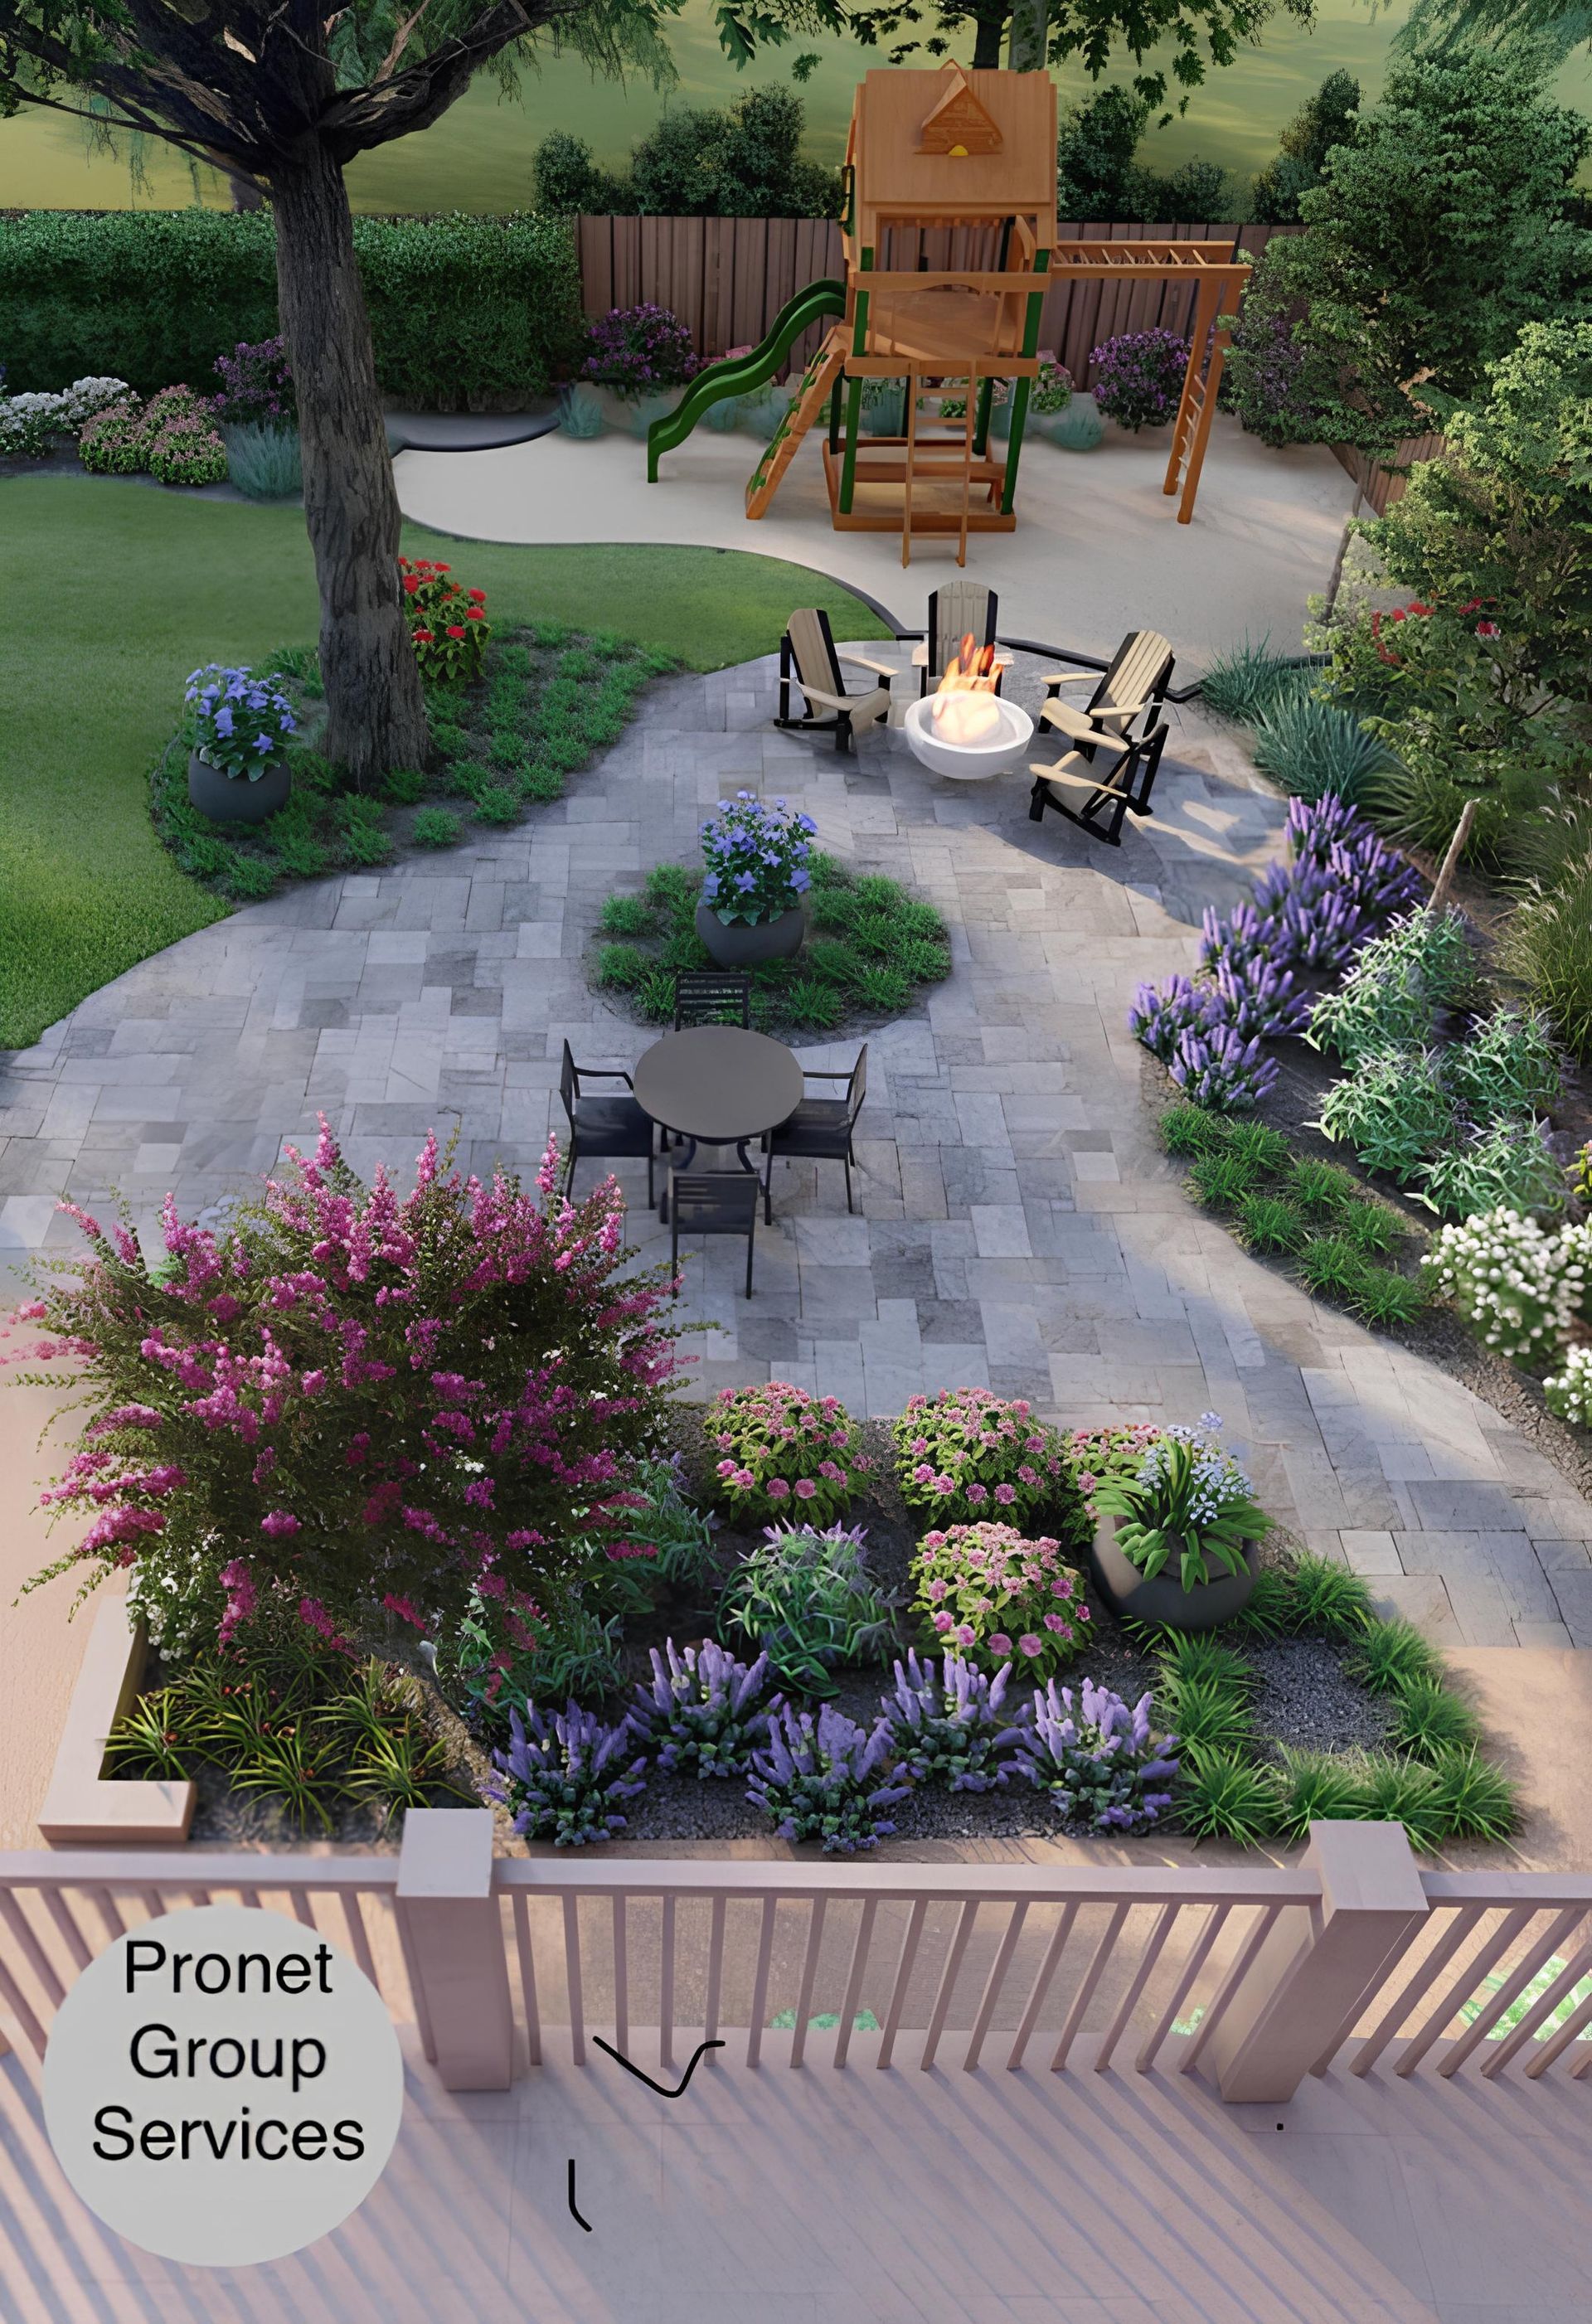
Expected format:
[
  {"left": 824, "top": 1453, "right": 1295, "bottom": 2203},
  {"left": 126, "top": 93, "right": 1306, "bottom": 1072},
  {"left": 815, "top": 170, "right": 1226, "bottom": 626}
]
[
  {"left": 1088, "top": 327, "right": 1191, "bottom": 431},
  {"left": 1131, "top": 798, "right": 1425, "bottom": 1111},
  {"left": 881, "top": 1650, "right": 1028, "bottom": 1793},
  {"left": 700, "top": 792, "right": 816, "bottom": 928},
  {"left": 583, "top": 303, "right": 699, "bottom": 396},
  {"left": 184, "top": 662, "right": 297, "bottom": 779},
  {"left": 483, "top": 1701, "right": 648, "bottom": 1846},
  {"left": 211, "top": 337, "right": 295, "bottom": 428},
  {"left": 1012, "top": 1676, "right": 1180, "bottom": 1833},
  {"left": 630, "top": 1637, "right": 776, "bottom": 1778},
  {"left": 747, "top": 1701, "right": 910, "bottom": 1855},
  {"left": 1226, "top": 311, "right": 1323, "bottom": 448}
]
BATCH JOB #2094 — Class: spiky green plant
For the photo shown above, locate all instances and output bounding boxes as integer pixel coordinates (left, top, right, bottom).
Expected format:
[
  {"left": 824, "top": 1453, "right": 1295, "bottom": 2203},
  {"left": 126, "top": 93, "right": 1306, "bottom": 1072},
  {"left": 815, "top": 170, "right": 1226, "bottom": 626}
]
[
  {"left": 1176, "top": 1753, "right": 1281, "bottom": 1843},
  {"left": 1161, "top": 1104, "right": 1232, "bottom": 1159},
  {"left": 1348, "top": 1617, "right": 1444, "bottom": 1696},
  {"left": 1282, "top": 1553, "right": 1374, "bottom": 1638},
  {"left": 1387, "top": 1676, "right": 1482, "bottom": 1760},
  {"left": 1235, "top": 1192, "right": 1308, "bottom": 1254},
  {"left": 1425, "top": 1748, "right": 1519, "bottom": 1842},
  {"left": 1273, "top": 1747, "right": 1371, "bottom": 1841}
]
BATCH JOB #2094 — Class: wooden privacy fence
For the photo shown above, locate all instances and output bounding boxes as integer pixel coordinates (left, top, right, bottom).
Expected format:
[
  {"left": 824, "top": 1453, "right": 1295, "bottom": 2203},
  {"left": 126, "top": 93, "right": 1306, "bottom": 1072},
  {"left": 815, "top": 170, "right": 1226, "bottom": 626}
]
[
  {"left": 575, "top": 213, "right": 1287, "bottom": 391},
  {"left": 5, "top": 1817, "right": 1592, "bottom": 2106},
  {"left": 1332, "top": 430, "right": 1448, "bottom": 517}
]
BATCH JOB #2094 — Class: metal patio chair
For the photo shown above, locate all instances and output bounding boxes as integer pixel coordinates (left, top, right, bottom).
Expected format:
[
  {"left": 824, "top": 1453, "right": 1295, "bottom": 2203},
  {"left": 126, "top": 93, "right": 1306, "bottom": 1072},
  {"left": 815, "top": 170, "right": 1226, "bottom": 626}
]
[
  {"left": 761, "top": 1044, "right": 867, "bottom": 1221},
  {"left": 559, "top": 1039, "right": 655, "bottom": 1203},
  {"left": 669, "top": 1170, "right": 760, "bottom": 1298}
]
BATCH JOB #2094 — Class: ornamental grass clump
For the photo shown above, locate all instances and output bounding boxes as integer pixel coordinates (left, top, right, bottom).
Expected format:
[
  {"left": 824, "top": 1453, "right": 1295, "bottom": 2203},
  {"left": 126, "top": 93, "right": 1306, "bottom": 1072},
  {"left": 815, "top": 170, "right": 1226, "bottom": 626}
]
[
  {"left": 1012, "top": 1678, "right": 1180, "bottom": 1833},
  {"left": 631, "top": 1637, "right": 776, "bottom": 1777},
  {"left": 719, "top": 1523, "right": 896, "bottom": 1696},
  {"left": 892, "top": 1387, "right": 1087, "bottom": 1542},
  {"left": 710, "top": 1380, "right": 868, "bottom": 1525},
  {"left": 881, "top": 1649, "right": 1028, "bottom": 1791},
  {"left": 15, "top": 1121, "right": 682, "bottom": 1647},
  {"left": 745, "top": 1702, "right": 909, "bottom": 1854},
  {"left": 1090, "top": 1415, "right": 1268, "bottom": 1591},
  {"left": 700, "top": 792, "right": 816, "bottom": 927},
  {"left": 1420, "top": 1118, "right": 1567, "bottom": 1221},
  {"left": 1314, "top": 1047, "right": 1453, "bottom": 1183},
  {"left": 910, "top": 1522, "right": 1090, "bottom": 1680},
  {"left": 1421, "top": 1209, "right": 1590, "bottom": 1361},
  {"left": 484, "top": 1703, "right": 648, "bottom": 1846}
]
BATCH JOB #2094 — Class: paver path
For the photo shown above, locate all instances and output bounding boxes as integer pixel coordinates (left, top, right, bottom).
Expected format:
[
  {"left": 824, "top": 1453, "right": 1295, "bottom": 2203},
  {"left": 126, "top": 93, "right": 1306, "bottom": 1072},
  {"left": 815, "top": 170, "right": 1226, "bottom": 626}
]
[{"left": 2, "top": 652, "right": 1590, "bottom": 1649}]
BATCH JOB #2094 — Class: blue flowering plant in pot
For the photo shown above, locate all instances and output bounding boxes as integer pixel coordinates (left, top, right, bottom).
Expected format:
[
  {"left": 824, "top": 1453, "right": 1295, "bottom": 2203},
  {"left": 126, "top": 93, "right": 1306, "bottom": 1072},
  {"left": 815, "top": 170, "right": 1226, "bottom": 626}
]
[
  {"left": 185, "top": 662, "right": 298, "bottom": 825},
  {"left": 1087, "top": 1414, "right": 1269, "bottom": 1631},
  {"left": 695, "top": 791, "right": 816, "bottom": 967}
]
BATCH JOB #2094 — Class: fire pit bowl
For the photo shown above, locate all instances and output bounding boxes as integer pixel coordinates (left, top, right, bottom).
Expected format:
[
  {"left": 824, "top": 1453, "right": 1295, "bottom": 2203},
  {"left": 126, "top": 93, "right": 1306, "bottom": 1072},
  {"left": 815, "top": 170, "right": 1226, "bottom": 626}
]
[{"left": 902, "top": 691, "right": 1035, "bottom": 781}]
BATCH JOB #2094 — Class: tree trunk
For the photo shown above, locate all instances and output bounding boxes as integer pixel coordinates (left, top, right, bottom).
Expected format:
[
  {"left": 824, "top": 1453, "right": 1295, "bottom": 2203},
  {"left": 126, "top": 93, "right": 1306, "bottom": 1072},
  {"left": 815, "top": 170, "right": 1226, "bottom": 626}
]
[
  {"left": 972, "top": 10, "right": 1009, "bottom": 66},
  {"left": 269, "top": 141, "right": 430, "bottom": 784}
]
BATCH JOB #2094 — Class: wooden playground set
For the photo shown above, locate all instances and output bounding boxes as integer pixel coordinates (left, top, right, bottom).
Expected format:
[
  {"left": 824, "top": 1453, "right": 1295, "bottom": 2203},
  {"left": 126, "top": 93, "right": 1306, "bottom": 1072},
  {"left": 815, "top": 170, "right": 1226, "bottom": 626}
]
[{"left": 647, "top": 65, "right": 1254, "bottom": 565}]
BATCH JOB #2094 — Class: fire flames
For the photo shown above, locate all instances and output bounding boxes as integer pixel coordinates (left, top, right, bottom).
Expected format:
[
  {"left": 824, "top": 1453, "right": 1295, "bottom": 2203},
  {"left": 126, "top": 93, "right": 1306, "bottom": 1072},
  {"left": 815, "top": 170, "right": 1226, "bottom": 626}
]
[{"left": 929, "top": 633, "right": 1003, "bottom": 746}]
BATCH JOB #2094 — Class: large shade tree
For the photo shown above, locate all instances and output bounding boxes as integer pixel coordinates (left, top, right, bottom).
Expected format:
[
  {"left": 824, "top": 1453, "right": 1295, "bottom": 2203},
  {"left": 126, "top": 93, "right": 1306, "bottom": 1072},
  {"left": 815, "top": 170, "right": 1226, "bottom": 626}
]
[
  {"left": 0, "top": 0, "right": 835, "bottom": 779},
  {"left": 850, "top": 0, "right": 1312, "bottom": 104}
]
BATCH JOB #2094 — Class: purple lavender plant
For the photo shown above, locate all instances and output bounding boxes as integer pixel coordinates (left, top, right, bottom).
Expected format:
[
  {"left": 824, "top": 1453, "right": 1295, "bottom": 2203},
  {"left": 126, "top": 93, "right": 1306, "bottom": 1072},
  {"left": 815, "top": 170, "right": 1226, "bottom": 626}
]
[
  {"left": 583, "top": 303, "right": 698, "bottom": 396},
  {"left": 631, "top": 1637, "right": 776, "bottom": 1778},
  {"left": 746, "top": 1702, "right": 910, "bottom": 1854},
  {"left": 881, "top": 1650, "right": 1029, "bottom": 1791},
  {"left": 1169, "top": 1025, "right": 1279, "bottom": 1111},
  {"left": 1087, "top": 327, "right": 1191, "bottom": 431},
  {"left": 211, "top": 337, "right": 295, "bottom": 427},
  {"left": 1013, "top": 1676, "right": 1180, "bottom": 1832},
  {"left": 483, "top": 1702, "right": 647, "bottom": 1846},
  {"left": 1199, "top": 899, "right": 1281, "bottom": 973},
  {"left": 1208, "top": 958, "right": 1311, "bottom": 1041},
  {"left": 1128, "top": 975, "right": 1216, "bottom": 1063}
]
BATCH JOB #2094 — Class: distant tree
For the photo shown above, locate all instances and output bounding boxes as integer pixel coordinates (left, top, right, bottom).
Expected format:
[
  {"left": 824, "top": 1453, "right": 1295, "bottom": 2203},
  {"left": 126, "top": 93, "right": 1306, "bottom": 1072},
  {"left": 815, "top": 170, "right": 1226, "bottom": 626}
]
[
  {"left": 1250, "top": 69, "right": 1359, "bottom": 223},
  {"left": 629, "top": 86, "right": 841, "bottom": 216},
  {"left": 533, "top": 130, "right": 631, "bottom": 215},
  {"left": 849, "top": 0, "right": 1310, "bottom": 107},
  {"left": 1223, "top": 46, "right": 1592, "bottom": 455},
  {"left": 1056, "top": 85, "right": 1232, "bottom": 222}
]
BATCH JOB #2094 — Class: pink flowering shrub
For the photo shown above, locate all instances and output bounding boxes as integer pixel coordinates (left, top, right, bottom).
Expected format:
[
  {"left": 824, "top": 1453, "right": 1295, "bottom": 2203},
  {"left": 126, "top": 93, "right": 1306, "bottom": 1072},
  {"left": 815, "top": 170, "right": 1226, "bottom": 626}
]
[
  {"left": 15, "top": 1122, "right": 682, "bottom": 1649},
  {"left": 710, "top": 1381, "right": 870, "bottom": 1527},
  {"left": 910, "top": 1521, "right": 1091, "bottom": 1681},
  {"left": 892, "top": 1389, "right": 1091, "bottom": 1552}
]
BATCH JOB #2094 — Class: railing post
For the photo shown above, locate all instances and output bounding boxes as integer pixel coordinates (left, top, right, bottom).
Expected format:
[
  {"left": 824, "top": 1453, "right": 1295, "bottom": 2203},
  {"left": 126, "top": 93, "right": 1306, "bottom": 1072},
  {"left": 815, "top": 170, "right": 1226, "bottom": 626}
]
[
  {"left": 1203, "top": 1822, "right": 1429, "bottom": 2104},
  {"left": 396, "top": 1809, "right": 513, "bottom": 2091}
]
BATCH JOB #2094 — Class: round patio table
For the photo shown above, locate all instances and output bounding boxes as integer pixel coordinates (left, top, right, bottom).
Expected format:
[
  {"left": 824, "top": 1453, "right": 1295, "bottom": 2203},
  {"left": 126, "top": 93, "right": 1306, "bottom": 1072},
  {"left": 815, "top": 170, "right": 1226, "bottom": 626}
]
[{"left": 633, "top": 1026, "right": 803, "bottom": 1215}]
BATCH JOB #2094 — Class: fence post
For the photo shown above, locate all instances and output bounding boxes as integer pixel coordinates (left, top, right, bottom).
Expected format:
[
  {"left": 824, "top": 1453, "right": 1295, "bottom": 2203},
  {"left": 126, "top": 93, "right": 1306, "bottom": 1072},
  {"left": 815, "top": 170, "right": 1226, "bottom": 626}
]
[
  {"left": 396, "top": 1808, "right": 514, "bottom": 2091},
  {"left": 1203, "top": 1822, "right": 1429, "bottom": 2104}
]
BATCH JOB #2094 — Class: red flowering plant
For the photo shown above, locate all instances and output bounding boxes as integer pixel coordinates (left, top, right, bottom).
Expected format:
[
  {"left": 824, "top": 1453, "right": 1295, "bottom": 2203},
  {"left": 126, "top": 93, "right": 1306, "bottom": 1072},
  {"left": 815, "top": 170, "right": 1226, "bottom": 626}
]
[
  {"left": 710, "top": 1381, "right": 871, "bottom": 1527},
  {"left": 13, "top": 1123, "right": 683, "bottom": 1656},
  {"left": 893, "top": 1388, "right": 1091, "bottom": 1554},
  {"left": 399, "top": 556, "right": 491, "bottom": 687},
  {"left": 909, "top": 1521, "right": 1090, "bottom": 1681}
]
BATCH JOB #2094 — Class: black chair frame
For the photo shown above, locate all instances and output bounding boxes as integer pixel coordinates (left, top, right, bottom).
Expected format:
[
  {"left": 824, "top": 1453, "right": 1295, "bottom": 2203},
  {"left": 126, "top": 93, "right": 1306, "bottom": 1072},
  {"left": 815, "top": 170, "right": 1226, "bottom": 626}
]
[
  {"left": 1041, "top": 633, "right": 1175, "bottom": 763},
  {"left": 559, "top": 1040, "right": 655, "bottom": 1205},
  {"left": 1028, "top": 724, "right": 1171, "bottom": 849},
  {"left": 670, "top": 1170, "right": 759, "bottom": 1298},
  {"left": 762, "top": 1050, "right": 867, "bottom": 1223},
  {"left": 672, "top": 970, "right": 751, "bottom": 1031}
]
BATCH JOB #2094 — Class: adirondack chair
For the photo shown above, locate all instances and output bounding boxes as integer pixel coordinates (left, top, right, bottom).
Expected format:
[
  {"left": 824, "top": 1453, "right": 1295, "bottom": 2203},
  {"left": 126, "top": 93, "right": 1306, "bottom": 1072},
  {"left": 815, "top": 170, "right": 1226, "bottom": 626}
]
[
  {"left": 915, "top": 580, "right": 1007, "bottom": 696},
  {"left": 1038, "top": 629, "right": 1174, "bottom": 759},
  {"left": 775, "top": 608, "right": 896, "bottom": 753},
  {"left": 1028, "top": 723, "right": 1170, "bottom": 849}
]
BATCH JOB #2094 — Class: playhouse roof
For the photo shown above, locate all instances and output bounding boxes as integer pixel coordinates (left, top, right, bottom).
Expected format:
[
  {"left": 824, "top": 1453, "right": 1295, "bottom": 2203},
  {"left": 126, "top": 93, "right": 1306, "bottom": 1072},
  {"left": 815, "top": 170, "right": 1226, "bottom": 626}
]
[{"left": 847, "top": 67, "right": 1058, "bottom": 235}]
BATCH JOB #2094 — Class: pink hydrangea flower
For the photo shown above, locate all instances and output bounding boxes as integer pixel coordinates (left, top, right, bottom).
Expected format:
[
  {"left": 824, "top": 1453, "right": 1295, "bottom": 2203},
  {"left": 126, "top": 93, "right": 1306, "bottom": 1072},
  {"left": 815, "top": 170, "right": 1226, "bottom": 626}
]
[
  {"left": 1018, "top": 1633, "right": 1043, "bottom": 1657},
  {"left": 988, "top": 1633, "right": 1012, "bottom": 1657}
]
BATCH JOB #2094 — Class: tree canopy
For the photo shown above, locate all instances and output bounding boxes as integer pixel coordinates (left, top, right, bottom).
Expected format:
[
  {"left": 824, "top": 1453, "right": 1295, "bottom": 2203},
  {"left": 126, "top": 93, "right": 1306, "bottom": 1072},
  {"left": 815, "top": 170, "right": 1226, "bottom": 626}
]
[
  {"left": 847, "top": 0, "right": 1312, "bottom": 99},
  {"left": 1249, "top": 67, "right": 1358, "bottom": 224}
]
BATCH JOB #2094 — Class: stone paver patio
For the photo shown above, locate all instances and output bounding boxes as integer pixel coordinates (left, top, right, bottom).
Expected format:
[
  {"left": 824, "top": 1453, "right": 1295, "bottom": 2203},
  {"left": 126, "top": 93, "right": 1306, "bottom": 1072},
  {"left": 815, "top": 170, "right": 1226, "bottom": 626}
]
[{"left": 3, "top": 649, "right": 1591, "bottom": 1651}]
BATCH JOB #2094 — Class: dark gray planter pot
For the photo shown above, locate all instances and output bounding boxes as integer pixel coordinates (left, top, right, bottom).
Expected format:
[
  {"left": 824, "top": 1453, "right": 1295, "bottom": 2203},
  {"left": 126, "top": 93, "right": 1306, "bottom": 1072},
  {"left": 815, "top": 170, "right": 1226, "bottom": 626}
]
[
  {"left": 1088, "top": 1514, "right": 1259, "bottom": 1633},
  {"left": 188, "top": 749, "right": 290, "bottom": 825},
  {"left": 694, "top": 900, "right": 805, "bottom": 968}
]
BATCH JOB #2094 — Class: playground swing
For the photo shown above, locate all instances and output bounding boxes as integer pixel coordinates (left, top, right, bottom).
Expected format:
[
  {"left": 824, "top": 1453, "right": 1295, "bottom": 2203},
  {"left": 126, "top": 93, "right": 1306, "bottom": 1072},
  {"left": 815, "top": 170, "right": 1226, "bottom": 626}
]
[{"left": 646, "top": 64, "right": 1252, "bottom": 564}]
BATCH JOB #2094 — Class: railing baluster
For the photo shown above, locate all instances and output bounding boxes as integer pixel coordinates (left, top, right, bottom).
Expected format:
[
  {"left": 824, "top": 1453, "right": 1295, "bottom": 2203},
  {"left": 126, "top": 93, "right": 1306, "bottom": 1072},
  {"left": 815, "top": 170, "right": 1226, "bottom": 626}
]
[
  {"left": 240, "top": 1887, "right": 263, "bottom": 1910},
  {"left": 1525, "top": 1982, "right": 1592, "bottom": 2079},
  {"left": 342, "top": 1890, "right": 381, "bottom": 1992},
  {"left": 1006, "top": 1904, "right": 1075, "bottom": 2073},
  {"left": 0, "top": 1947, "right": 47, "bottom": 2056},
  {"left": 1138, "top": 1902, "right": 1226, "bottom": 2074},
  {"left": 612, "top": 1895, "right": 629, "bottom": 2059},
  {"left": 963, "top": 1900, "right": 1027, "bottom": 2073},
  {"left": 659, "top": 1895, "right": 676, "bottom": 2074},
  {"left": 789, "top": 1899, "right": 828, "bottom": 2069},
  {"left": 878, "top": 1898, "right": 929, "bottom": 2071},
  {"left": 1094, "top": 1904, "right": 1177, "bottom": 2074},
  {"left": 512, "top": 1892, "right": 541, "bottom": 2069},
  {"left": 1483, "top": 1930, "right": 1592, "bottom": 2079},
  {"left": 391, "top": 1899, "right": 438, "bottom": 2065},
  {"left": 704, "top": 1895, "right": 726, "bottom": 2064},
  {"left": 40, "top": 1888, "right": 94, "bottom": 1974},
  {"left": 0, "top": 1892, "right": 66, "bottom": 2007},
  {"left": 1051, "top": 1902, "right": 1128, "bottom": 2072},
  {"left": 1349, "top": 1905, "right": 1481, "bottom": 2077},
  {"left": 1438, "top": 1908, "right": 1582, "bottom": 2078},
  {"left": 834, "top": 1899, "right": 877, "bottom": 2069},
  {"left": 289, "top": 1887, "right": 317, "bottom": 1932},
  {"left": 90, "top": 1886, "right": 125, "bottom": 1943},
  {"left": 563, "top": 1894, "right": 586, "bottom": 2068},
  {"left": 1395, "top": 1906, "right": 1536, "bottom": 2077},
  {"left": 921, "top": 1900, "right": 979, "bottom": 2071},
  {"left": 745, "top": 1897, "right": 779, "bottom": 2069},
  {"left": 1180, "top": 1904, "right": 1282, "bottom": 2074}
]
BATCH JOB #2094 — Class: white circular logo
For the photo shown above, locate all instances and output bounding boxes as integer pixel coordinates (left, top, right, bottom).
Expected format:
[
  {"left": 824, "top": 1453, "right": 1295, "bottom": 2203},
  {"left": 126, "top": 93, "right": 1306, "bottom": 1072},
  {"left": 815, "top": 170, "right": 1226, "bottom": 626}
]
[{"left": 42, "top": 1902, "right": 405, "bottom": 2266}]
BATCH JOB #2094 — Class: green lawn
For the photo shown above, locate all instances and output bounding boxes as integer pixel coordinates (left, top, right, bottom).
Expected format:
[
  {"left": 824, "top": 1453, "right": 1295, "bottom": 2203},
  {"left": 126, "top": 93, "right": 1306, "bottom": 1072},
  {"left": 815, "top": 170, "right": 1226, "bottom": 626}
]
[{"left": 0, "top": 476, "right": 889, "bottom": 1050}]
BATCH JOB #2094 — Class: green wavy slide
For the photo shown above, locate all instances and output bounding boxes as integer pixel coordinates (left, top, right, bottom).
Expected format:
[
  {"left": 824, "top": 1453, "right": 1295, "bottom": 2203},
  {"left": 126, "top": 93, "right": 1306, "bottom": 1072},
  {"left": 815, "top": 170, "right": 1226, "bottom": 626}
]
[{"left": 646, "top": 278, "right": 847, "bottom": 481}]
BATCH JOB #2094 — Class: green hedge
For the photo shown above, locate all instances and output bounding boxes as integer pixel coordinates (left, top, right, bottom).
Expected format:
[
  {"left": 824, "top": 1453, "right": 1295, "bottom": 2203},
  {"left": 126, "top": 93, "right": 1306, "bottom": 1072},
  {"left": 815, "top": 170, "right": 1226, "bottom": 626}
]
[{"left": 0, "top": 209, "right": 585, "bottom": 405}]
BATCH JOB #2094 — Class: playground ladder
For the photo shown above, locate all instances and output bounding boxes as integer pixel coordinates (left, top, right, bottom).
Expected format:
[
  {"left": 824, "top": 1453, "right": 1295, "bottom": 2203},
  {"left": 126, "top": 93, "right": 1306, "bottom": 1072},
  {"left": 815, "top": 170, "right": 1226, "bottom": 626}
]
[{"left": 900, "top": 374, "right": 981, "bottom": 568}]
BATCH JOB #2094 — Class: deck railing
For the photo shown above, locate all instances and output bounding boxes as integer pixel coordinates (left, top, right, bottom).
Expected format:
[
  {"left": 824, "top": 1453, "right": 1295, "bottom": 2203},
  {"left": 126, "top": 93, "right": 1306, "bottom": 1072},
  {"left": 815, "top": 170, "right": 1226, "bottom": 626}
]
[{"left": 4, "top": 1822, "right": 1589, "bottom": 2104}]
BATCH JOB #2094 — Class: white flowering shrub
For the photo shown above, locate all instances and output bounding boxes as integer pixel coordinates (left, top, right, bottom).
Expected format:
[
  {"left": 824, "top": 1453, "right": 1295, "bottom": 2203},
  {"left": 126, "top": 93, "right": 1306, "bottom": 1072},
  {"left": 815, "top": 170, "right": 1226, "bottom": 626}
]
[
  {"left": 0, "top": 377, "right": 130, "bottom": 457},
  {"left": 1420, "top": 1210, "right": 1591, "bottom": 1362},
  {"left": 1545, "top": 1346, "right": 1592, "bottom": 1430}
]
